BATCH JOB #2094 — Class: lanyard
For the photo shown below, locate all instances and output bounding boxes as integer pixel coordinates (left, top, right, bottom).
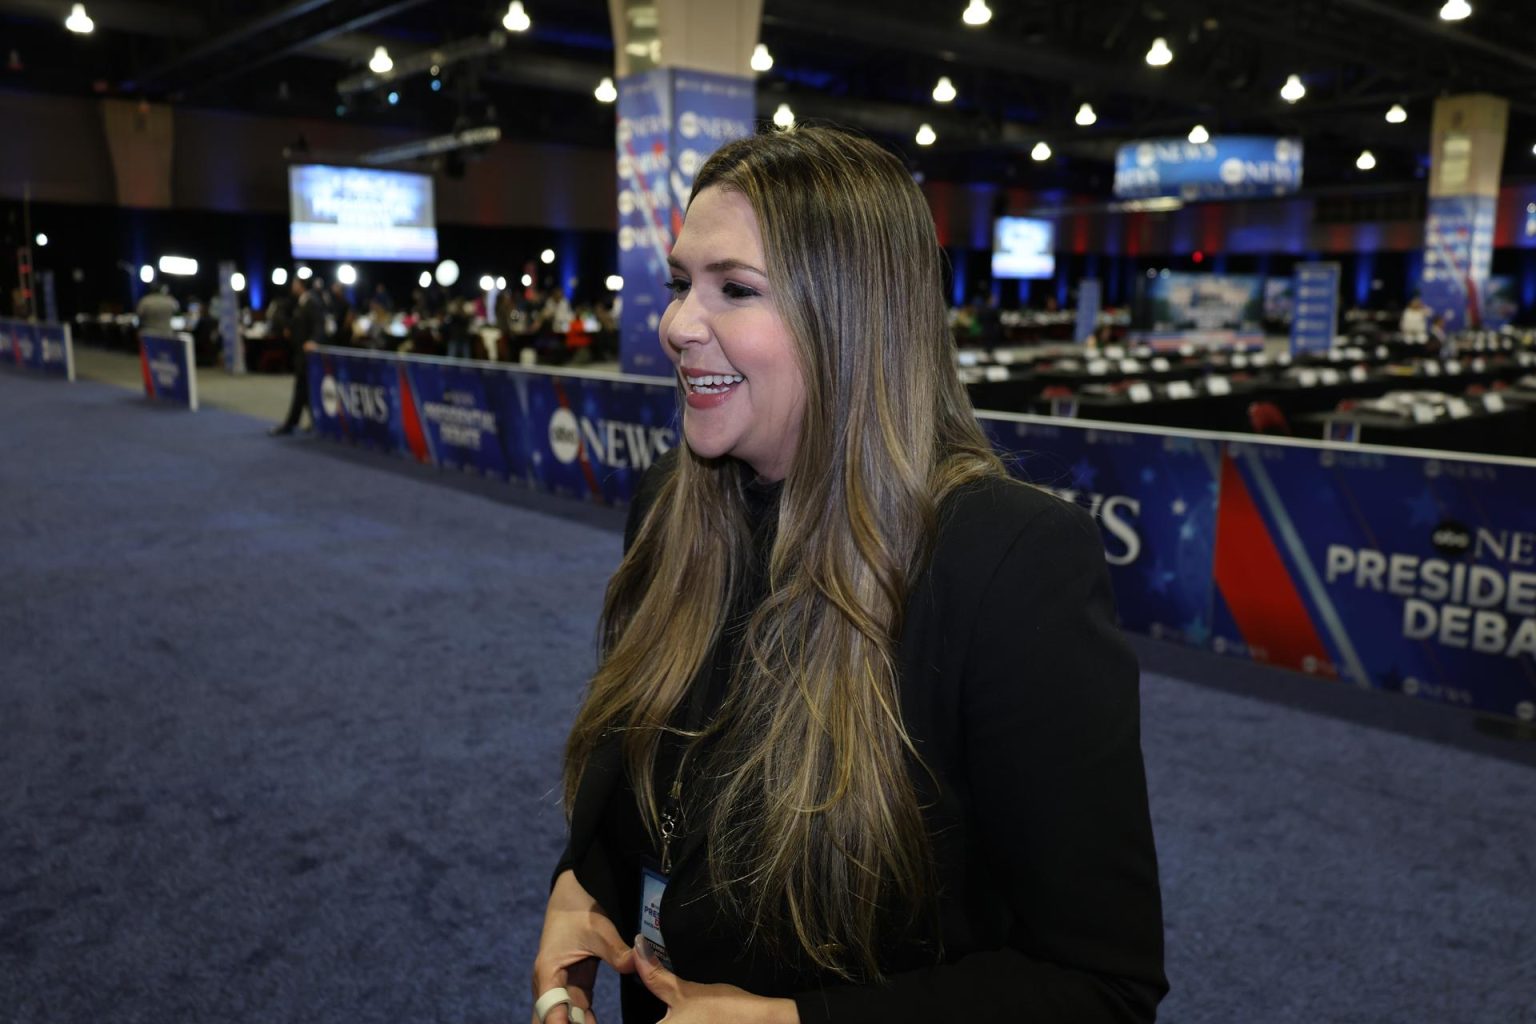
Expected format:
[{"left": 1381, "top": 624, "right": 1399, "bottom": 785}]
[{"left": 656, "top": 632, "right": 730, "bottom": 874}]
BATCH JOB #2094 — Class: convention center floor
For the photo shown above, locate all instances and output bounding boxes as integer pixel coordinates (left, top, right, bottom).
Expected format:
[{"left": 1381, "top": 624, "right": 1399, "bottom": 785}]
[{"left": 3, "top": 366, "right": 1534, "bottom": 1024}]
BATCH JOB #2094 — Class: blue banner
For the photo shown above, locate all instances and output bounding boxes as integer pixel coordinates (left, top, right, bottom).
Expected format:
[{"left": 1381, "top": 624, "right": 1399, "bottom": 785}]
[
  {"left": 1290, "top": 262, "right": 1340, "bottom": 355},
  {"left": 616, "top": 68, "right": 753, "bottom": 376},
  {"left": 1114, "top": 136, "right": 1303, "bottom": 200},
  {"left": 306, "top": 349, "right": 1536, "bottom": 723},
  {"left": 310, "top": 350, "right": 678, "bottom": 504},
  {"left": 1, "top": 318, "right": 75, "bottom": 380},
  {"left": 219, "top": 260, "right": 242, "bottom": 375},
  {"left": 139, "top": 333, "right": 198, "bottom": 410},
  {"left": 1075, "top": 279, "right": 1102, "bottom": 344},
  {"left": 1211, "top": 442, "right": 1536, "bottom": 721},
  {"left": 979, "top": 416, "right": 1221, "bottom": 645},
  {"left": 1422, "top": 194, "right": 1496, "bottom": 333},
  {"left": 0, "top": 318, "right": 31, "bottom": 369}
]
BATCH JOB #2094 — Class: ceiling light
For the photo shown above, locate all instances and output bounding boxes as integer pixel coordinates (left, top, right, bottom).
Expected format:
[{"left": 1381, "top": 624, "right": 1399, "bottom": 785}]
[
  {"left": 157, "top": 255, "right": 198, "bottom": 276},
  {"left": 496, "top": 275, "right": 507, "bottom": 290},
  {"left": 435, "top": 259, "right": 460, "bottom": 286},
  {"left": 1188, "top": 124, "right": 1210, "bottom": 144},
  {"left": 606, "top": 275, "right": 623, "bottom": 291},
  {"left": 418, "top": 271, "right": 431, "bottom": 288},
  {"left": 503, "top": 1, "right": 531, "bottom": 32},
  {"left": 540, "top": 248, "right": 555, "bottom": 264},
  {"left": 369, "top": 46, "right": 393, "bottom": 75},
  {"left": 1439, "top": 0, "right": 1471, "bottom": 20},
  {"left": 521, "top": 273, "right": 533, "bottom": 287},
  {"left": 594, "top": 76, "right": 617, "bottom": 103},
  {"left": 271, "top": 267, "right": 288, "bottom": 286},
  {"left": 34, "top": 232, "right": 47, "bottom": 246},
  {"left": 478, "top": 274, "right": 495, "bottom": 291},
  {"left": 962, "top": 0, "right": 991, "bottom": 26},
  {"left": 386, "top": 91, "right": 399, "bottom": 106},
  {"left": 230, "top": 272, "right": 246, "bottom": 292},
  {"left": 750, "top": 43, "right": 773, "bottom": 73},
  {"left": 1031, "top": 141, "right": 1052, "bottom": 161},
  {"left": 64, "top": 3, "right": 93, "bottom": 34},
  {"left": 1386, "top": 103, "right": 1407, "bottom": 123},
  {"left": 773, "top": 103, "right": 794, "bottom": 129},
  {"left": 1145, "top": 37, "right": 1172, "bottom": 66},
  {"left": 297, "top": 266, "right": 313, "bottom": 280},
  {"left": 1075, "top": 103, "right": 1096, "bottom": 126},
  {"left": 1280, "top": 74, "right": 1306, "bottom": 103},
  {"left": 337, "top": 264, "right": 357, "bottom": 285},
  {"left": 430, "top": 79, "right": 441, "bottom": 92},
  {"left": 933, "top": 76, "right": 957, "bottom": 103},
  {"left": 915, "top": 123, "right": 937, "bottom": 146},
  {"left": 1356, "top": 150, "right": 1377, "bottom": 171},
  {"left": 139, "top": 265, "right": 154, "bottom": 284}
]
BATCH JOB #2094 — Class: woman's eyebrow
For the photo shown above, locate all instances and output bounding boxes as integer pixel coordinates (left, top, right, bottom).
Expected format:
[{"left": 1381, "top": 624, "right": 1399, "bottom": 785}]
[{"left": 666, "top": 255, "right": 767, "bottom": 277}]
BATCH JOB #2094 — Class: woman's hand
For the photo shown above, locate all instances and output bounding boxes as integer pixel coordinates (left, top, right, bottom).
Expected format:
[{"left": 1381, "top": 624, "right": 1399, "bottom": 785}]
[
  {"left": 530, "top": 870, "right": 636, "bottom": 1024},
  {"left": 633, "top": 936, "right": 799, "bottom": 1024}
]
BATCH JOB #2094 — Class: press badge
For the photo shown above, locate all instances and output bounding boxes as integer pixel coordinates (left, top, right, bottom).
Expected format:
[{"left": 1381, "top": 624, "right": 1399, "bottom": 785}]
[{"left": 639, "top": 866, "right": 675, "bottom": 971}]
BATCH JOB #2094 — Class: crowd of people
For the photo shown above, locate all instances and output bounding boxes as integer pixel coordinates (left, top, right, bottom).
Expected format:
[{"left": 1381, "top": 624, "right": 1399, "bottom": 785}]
[{"left": 261, "top": 277, "right": 619, "bottom": 367}]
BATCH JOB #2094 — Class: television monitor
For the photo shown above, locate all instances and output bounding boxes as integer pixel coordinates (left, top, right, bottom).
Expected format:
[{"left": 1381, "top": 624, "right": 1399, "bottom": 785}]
[
  {"left": 288, "top": 164, "right": 437, "bottom": 262},
  {"left": 991, "top": 217, "right": 1055, "bottom": 280},
  {"left": 1144, "top": 273, "right": 1264, "bottom": 333}
]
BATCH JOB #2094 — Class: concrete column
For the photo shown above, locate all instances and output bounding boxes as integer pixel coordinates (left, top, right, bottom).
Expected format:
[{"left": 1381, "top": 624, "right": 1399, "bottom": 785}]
[
  {"left": 1421, "top": 94, "right": 1508, "bottom": 332},
  {"left": 99, "top": 99, "right": 174, "bottom": 209},
  {"left": 609, "top": 0, "right": 761, "bottom": 374}
]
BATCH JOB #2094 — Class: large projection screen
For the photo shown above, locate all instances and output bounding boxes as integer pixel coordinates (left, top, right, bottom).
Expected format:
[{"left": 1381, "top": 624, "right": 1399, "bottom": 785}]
[{"left": 288, "top": 164, "right": 438, "bottom": 262}]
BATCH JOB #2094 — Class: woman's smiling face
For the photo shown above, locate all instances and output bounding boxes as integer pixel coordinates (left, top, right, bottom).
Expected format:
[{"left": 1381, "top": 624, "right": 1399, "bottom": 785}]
[{"left": 660, "top": 186, "right": 806, "bottom": 483}]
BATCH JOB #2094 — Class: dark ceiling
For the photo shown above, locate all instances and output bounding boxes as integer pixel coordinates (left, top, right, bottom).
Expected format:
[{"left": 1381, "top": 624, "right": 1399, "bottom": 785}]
[{"left": 5, "top": 0, "right": 1536, "bottom": 195}]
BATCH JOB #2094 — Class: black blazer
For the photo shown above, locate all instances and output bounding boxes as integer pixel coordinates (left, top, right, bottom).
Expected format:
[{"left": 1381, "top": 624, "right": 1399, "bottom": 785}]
[{"left": 558, "top": 450, "right": 1168, "bottom": 1023}]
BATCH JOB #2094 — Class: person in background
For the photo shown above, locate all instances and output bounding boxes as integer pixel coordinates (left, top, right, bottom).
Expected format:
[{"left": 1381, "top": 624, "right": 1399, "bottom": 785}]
[
  {"left": 1400, "top": 296, "right": 1429, "bottom": 340},
  {"left": 564, "top": 306, "right": 592, "bottom": 365},
  {"left": 135, "top": 284, "right": 179, "bottom": 336},
  {"left": 269, "top": 279, "right": 325, "bottom": 436},
  {"left": 444, "top": 298, "right": 474, "bottom": 360},
  {"left": 372, "top": 281, "right": 394, "bottom": 314}
]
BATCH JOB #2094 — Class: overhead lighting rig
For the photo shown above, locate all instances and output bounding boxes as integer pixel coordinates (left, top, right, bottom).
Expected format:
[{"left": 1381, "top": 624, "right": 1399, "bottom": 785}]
[
  {"left": 338, "top": 32, "right": 508, "bottom": 98},
  {"left": 359, "top": 124, "right": 502, "bottom": 165}
]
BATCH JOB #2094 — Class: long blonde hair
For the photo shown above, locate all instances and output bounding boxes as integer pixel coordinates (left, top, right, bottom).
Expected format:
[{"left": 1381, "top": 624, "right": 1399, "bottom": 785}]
[{"left": 563, "top": 125, "right": 1005, "bottom": 980}]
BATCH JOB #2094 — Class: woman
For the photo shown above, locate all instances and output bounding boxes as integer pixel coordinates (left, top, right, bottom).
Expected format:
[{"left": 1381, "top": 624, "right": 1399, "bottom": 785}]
[{"left": 531, "top": 126, "right": 1166, "bottom": 1024}]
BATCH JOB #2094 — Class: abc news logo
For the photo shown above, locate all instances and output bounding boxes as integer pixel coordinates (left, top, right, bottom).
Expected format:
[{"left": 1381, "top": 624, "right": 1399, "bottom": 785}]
[
  {"left": 320, "top": 374, "right": 390, "bottom": 423},
  {"left": 547, "top": 407, "right": 675, "bottom": 471},
  {"left": 1431, "top": 520, "right": 1472, "bottom": 559}
]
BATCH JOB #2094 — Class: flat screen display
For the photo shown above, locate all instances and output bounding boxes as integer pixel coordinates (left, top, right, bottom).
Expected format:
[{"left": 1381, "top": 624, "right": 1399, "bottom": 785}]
[
  {"left": 991, "top": 217, "right": 1055, "bottom": 280},
  {"left": 1145, "top": 273, "right": 1264, "bottom": 333},
  {"left": 288, "top": 164, "right": 437, "bottom": 262}
]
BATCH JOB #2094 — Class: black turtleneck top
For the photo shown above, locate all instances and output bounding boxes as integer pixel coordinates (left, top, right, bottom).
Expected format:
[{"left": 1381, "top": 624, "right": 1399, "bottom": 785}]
[{"left": 557, "top": 447, "right": 1167, "bottom": 1024}]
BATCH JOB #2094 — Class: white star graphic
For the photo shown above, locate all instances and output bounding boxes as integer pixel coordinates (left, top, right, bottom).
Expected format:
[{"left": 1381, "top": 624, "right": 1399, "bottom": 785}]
[{"left": 1171, "top": 498, "right": 1188, "bottom": 516}]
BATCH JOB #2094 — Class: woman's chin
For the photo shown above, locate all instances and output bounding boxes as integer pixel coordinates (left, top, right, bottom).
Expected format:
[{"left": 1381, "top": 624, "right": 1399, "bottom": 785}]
[{"left": 682, "top": 428, "right": 736, "bottom": 462}]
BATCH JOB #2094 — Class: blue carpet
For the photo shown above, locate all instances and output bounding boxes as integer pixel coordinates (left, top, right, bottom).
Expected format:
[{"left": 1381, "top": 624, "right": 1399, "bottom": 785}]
[{"left": 2, "top": 369, "right": 1533, "bottom": 1023}]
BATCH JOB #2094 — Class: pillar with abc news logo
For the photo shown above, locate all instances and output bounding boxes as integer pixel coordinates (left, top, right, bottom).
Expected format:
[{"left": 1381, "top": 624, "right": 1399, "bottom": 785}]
[{"left": 615, "top": 69, "right": 754, "bottom": 376}]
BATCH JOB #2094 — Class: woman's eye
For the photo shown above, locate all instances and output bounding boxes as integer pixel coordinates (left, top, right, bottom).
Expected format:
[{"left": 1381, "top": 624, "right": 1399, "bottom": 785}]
[
  {"left": 722, "top": 282, "right": 759, "bottom": 299},
  {"left": 663, "top": 278, "right": 690, "bottom": 296}
]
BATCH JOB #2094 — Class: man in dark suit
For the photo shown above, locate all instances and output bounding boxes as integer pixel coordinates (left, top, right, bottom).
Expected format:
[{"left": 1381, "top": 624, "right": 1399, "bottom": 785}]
[{"left": 269, "top": 279, "right": 326, "bottom": 436}]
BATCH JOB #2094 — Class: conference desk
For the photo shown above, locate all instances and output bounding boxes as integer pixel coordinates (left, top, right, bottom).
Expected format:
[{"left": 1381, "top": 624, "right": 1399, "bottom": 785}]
[{"left": 1295, "top": 399, "right": 1536, "bottom": 458}]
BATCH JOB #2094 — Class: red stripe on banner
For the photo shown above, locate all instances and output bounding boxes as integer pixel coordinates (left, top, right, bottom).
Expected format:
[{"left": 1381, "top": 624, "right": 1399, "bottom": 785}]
[
  {"left": 550, "top": 378, "right": 603, "bottom": 498},
  {"left": 139, "top": 341, "right": 155, "bottom": 398},
  {"left": 397, "top": 365, "right": 431, "bottom": 463},
  {"left": 1212, "top": 450, "right": 1332, "bottom": 670}
]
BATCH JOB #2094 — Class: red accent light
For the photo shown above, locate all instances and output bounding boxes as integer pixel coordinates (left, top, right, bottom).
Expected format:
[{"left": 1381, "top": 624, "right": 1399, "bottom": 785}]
[{"left": 1193, "top": 250, "right": 1204, "bottom": 264}]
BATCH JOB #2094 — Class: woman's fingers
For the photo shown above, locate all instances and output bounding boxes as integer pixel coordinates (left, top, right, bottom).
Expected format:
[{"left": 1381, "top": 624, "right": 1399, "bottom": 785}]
[{"left": 632, "top": 935, "right": 682, "bottom": 1006}]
